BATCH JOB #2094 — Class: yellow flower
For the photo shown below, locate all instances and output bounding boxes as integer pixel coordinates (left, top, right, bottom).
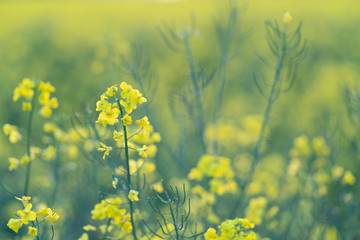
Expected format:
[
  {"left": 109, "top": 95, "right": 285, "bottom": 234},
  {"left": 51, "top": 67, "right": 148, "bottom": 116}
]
[
  {"left": 39, "top": 106, "right": 52, "bottom": 118},
  {"left": 28, "top": 226, "right": 37, "bottom": 236},
  {"left": 98, "top": 142, "right": 112, "bottom": 160},
  {"left": 15, "top": 196, "right": 31, "bottom": 207},
  {"left": 104, "top": 85, "right": 118, "bottom": 98},
  {"left": 8, "top": 157, "right": 20, "bottom": 171},
  {"left": 83, "top": 225, "right": 97, "bottom": 231},
  {"left": 13, "top": 78, "right": 35, "bottom": 102},
  {"left": 332, "top": 166, "right": 344, "bottom": 180},
  {"left": 46, "top": 212, "right": 59, "bottom": 222},
  {"left": 42, "top": 145, "right": 57, "bottom": 161},
  {"left": 239, "top": 218, "right": 255, "bottom": 229},
  {"left": 188, "top": 168, "right": 203, "bottom": 180},
  {"left": 7, "top": 218, "right": 23, "bottom": 233},
  {"left": 123, "top": 221, "right": 133, "bottom": 233},
  {"left": 122, "top": 114, "right": 132, "bottom": 126},
  {"left": 120, "top": 99, "right": 135, "bottom": 114},
  {"left": 38, "top": 82, "right": 58, "bottom": 118},
  {"left": 38, "top": 81, "right": 55, "bottom": 92},
  {"left": 137, "top": 145, "right": 148, "bottom": 158},
  {"left": 20, "top": 155, "right": 30, "bottom": 165},
  {"left": 135, "top": 116, "right": 150, "bottom": 129},
  {"left": 96, "top": 105, "right": 120, "bottom": 127},
  {"left": 43, "top": 122, "right": 58, "bottom": 132},
  {"left": 112, "top": 178, "right": 118, "bottom": 188},
  {"left": 204, "top": 228, "right": 218, "bottom": 240},
  {"left": 128, "top": 189, "right": 139, "bottom": 201},
  {"left": 78, "top": 233, "right": 89, "bottom": 240},
  {"left": 3, "top": 124, "right": 22, "bottom": 143},
  {"left": 128, "top": 89, "right": 147, "bottom": 106},
  {"left": 38, "top": 207, "right": 52, "bottom": 216},
  {"left": 152, "top": 182, "right": 164, "bottom": 193},
  {"left": 22, "top": 102, "right": 32, "bottom": 111},
  {"left": 96, "top": 95, "right": 111, "bottom": 112},
  {"left": 342, "top": 170, "right": 356, "bottom": 185},
  {"left": 30, "top": 147, "right": 41, "bottom": 160},
  {"left": 120, "top": 82, "right": 133, "bottom": 99},
  {"left": 17, "top": 204, "right": 36, "bottom": 224},
  {"left": 113, "top": 130, "right": 124, "bottom": 141},
  {"left": 245, "top": 197, "right": 267, "bottom": 225},
  {"left": 283, "top": 11, "right": 292, "bottom": 24}
]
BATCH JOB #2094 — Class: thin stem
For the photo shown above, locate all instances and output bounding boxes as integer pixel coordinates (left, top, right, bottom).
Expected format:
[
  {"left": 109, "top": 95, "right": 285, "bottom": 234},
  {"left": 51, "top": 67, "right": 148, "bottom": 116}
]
[
  {"left": 183, "top": 36, "right": 206, "bottom": 152},
  {"left": 230, "top": 29, "right": 287, "bottom": 217},
  {"left": 24, "top": 89, "right": 37, "bottom": 196},
  {"left": 50, "top": 144, "right": 60, "bottom": 206},
  {"left": 118, "top": 102, "right": 138, "bottom": 240},
  {"left": 169, "top": 203, "right": 180, "bottom": 240},
  {"left": 31, "top": 219, "right": 41, "bottom": 240}
]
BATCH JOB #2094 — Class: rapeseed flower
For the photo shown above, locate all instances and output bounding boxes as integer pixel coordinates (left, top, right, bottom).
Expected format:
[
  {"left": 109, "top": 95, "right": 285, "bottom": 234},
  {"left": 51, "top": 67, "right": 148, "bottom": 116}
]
[
  {"left": 7, "top": 218, "right": 23, "bottom": 233},
  {"left": 22, "top": 102, "right": 32, "bottom": 111},
  {"left": 122, "top": 114, "right": 132, "bottom": 126},
  {"left": 96, "top": 105, "right": 120, "bottom": 127},
  {"left": 3, "top": 124, "right": 22, "bottom": 143},
  {"left": 17, "top": 204, "right": 36, "bottom": 224},
  {"left": 128, "top": 189, "right": 139, "bottom": 201},
  {"left": 38, "top": 81, "right": 58, "bottom": 118},
  {"left": 137, "top": 145, "right": 148, "bottom": 158},
  {"left": 8, "top": 157, "right": 20, "bottom": 171},
  {"left": 28, "top": 226, "right": 37, "bottom": 236},
  {"left": 98, "top": 142, "right": 112, "bottom": 159},
  {"left": 342, "top": 170, "right": 356, "bottom": 185},
  {"left": 13, "top": 78, "right": 35, "bottom": 102},
  {"left": 283, "top": 11, "right": 292, "bottom": 24},
  {"left": 135, "top": 116, "right": 150, "bottom": 129},
  {"left": 83, "top": 225, "right": 97, "bottom": 231},
  {"left": 15, "top": 196, "right": 32, "bottom": 207},
  {"left": 113, "top": 130, "right": 124, "bottom": 141}
]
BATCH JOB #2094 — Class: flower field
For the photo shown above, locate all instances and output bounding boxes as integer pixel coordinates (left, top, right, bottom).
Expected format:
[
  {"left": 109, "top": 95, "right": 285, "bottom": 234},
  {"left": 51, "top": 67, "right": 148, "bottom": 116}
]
[{"left": 1, "top": 0, "right": 360, "bottom": 239}]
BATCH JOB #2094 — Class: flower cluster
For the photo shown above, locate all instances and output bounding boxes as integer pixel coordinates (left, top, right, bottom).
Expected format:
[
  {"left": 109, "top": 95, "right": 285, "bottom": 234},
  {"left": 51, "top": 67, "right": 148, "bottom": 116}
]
[
  {"left": 13, "top": 78, "right": 58, "bottom": 117},
  {"left": 7, "top": 147, "right": 41, "bottom": 171},
  {"left": 245, "top": 197, "right": 268, "bottom": 225},
  {"left": 38, "top": 81, "right": 59, "bottom": 117},
  {"left": 204, "top": 218, "right": 256, "bottom": 240},
  {"left": 95, "top": 82, "right": 161, "bottom": 165},
  {"left": 288, "top": 135, "right": 356, "bottom": 196},
  {"left": 188, "top": 155, "right": 237, "bottom": 195},
  {"left": 3, "top": 124, "right": 22, "bottom": 143},
  {"left": 13, "top": 78, "right": 35, "bottom": 106},
  {"left": 95, "top": 82, "right": 146, "bottom": 127},
  {"left": 7, "top": 196, "right": 59, "bottom": 235},
  {"left": 78, "top": 197, "right": 133, "bottom": 239},
  {"left": 205, "top": 116, "right": 262, "bottom": 150}
]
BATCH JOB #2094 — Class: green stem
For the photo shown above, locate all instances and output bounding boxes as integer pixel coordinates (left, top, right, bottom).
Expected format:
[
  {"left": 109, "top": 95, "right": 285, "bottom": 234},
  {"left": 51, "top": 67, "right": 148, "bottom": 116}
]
[
  {"left": 118, "top": 102, "right": 138, "bottom": 240},
  {"left": 248, "top": 29, "right": 287, "bottom": 177},
  {"left": 24, "top": 89, "right": 37, "bottom": 196},
  {"left": 169, "top": 203, "right": 180, "bottom": 240},
  {"left": 184, "top": 36, "right": 206, "bottom": 152},
  {"left": 50, "top": 145, "right": 60, "bottom": 206},
  {"left": 229, "top": 29, "right": 287, "bottom": 217},
  {"left": 31, "top": 220, "right": 41, "bottom": 240}
]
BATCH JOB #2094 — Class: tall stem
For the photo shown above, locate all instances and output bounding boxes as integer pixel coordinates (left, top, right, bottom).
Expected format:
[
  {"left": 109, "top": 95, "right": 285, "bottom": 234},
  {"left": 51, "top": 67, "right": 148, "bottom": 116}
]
[
  {"left": 184, "top": 36, "right": 206, "bottom": 152},
  {"left": 230, "top": 29, "right": 287, "bottom": 217},
  {"left": 119, "top": 103, "right": 138, "bottom": 240},
  {"left": 24, "top": 90, "right": 37, "bottom": 196},
  {"left": 169, "top": 203, "right": 180, "bottom": 240}
]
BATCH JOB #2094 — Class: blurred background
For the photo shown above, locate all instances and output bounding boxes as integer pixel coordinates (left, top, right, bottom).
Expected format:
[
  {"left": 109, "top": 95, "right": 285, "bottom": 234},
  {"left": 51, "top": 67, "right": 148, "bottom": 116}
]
[{"left": 1, "top": 0, "right": 360, "bottom": 239}]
